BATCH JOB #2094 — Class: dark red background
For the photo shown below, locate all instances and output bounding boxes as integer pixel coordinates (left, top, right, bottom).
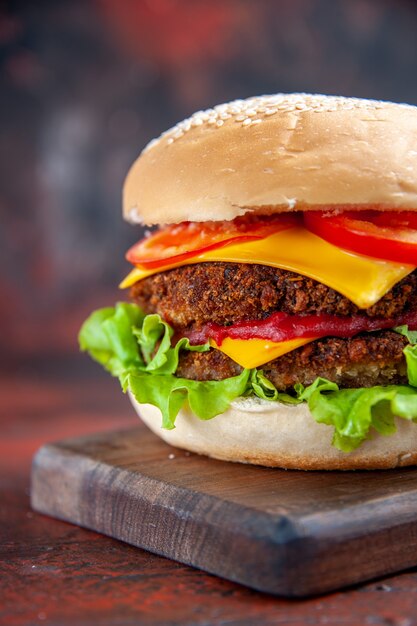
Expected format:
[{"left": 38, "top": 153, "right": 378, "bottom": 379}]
[
  {"left": 3, "top": 1, "right": 417, "bottom": 624},
  {"left": 2, "top": 0, "right": 417, "bottom": 366}
]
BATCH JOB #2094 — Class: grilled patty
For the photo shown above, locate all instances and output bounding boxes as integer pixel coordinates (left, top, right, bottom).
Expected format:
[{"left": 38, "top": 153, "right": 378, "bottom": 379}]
[
  {"left": 176, "top": 331, "right": 408, "bottom": 390},
  {"left": 131, "top": 263, "right": 417, "bottom": 329},
  {"left": 131, "top": 263, "right": 415, "bottom": 390}
]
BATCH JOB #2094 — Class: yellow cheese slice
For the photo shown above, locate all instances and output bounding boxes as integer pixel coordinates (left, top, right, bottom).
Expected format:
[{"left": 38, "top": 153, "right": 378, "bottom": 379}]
[
  {"left": 120, "top": 226, "right": 414, "bottom": 309},
  {"left": 210, "top": 337, "right": 315, "bottom": 369}
]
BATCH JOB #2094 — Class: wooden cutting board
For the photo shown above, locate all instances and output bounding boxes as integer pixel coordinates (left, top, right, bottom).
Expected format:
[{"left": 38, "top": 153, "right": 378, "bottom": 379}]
[{"left": 31, "top": 425, "right": 417, "bottom": 597}]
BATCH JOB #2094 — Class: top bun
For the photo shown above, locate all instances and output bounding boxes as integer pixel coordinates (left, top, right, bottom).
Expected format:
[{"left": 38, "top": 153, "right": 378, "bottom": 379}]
[{"left": 123, "top": 93, "right": 417, "bottom": 226}]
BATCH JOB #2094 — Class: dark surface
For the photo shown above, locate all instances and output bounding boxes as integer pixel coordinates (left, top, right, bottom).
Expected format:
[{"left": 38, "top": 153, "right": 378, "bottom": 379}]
[
  {"left": 3, "top": 362, "right": 417, "bottom": 624},
  {"left": 31, "top": 425, "right": 417, "bottom": 597}
]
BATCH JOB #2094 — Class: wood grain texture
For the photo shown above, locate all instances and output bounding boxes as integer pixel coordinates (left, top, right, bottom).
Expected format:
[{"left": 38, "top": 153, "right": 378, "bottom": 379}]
[
  {"left": 31, "top": 425, "right": 417, "bottom": 597},
  {"left": 6, "top": 365, "right": 417, "bottom": 625}
]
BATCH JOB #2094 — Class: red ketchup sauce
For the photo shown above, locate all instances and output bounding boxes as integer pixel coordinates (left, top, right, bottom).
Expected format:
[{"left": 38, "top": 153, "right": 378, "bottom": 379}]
[{"left": 184, "top": 311, "right": 417, "bottom": 346}]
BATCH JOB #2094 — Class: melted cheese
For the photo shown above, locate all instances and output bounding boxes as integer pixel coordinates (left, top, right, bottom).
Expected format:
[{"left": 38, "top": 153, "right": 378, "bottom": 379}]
[
  {"left": 120, "top": 226, "right": 414, "bottom": 309},
  {"left": 210, "top": 337, "right": 315, "bottom": 369}
]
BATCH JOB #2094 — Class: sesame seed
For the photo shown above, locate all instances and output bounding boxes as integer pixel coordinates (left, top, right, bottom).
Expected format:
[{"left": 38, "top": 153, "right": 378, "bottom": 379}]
[{"left": 141, "top": 93, "right": 414, "bottom": 152}]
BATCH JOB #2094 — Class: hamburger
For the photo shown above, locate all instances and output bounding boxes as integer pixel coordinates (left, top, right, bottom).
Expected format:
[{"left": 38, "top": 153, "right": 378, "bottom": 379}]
[{"left": 79, "top": 93, "right": 417, "bottom": 470}]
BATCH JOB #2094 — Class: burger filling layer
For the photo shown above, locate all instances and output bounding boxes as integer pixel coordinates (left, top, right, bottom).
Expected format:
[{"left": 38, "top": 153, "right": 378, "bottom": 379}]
[
  {"left": 175, "top": 331, "right": 407, "bottom": 389},
  {"left": 79, "top": 210, "right": 417, "bottom": 454},
  {"left": 130, "top": 262, "right": 416, "bottom": 390},
  {"left": 131, "top": 263, "right": 417, "bottom": 325}
]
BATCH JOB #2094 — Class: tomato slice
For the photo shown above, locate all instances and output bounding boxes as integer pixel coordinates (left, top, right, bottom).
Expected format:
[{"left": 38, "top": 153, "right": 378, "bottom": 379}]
[
  {"left": 304, "top": 210, "right": 417, "bottom": 266},
  {"left": 126, "top": 213, "right": 299, "bottom": 268}
]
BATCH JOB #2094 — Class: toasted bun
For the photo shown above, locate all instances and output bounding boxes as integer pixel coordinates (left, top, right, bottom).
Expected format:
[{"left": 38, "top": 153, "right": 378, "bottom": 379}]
[
  {"left": 129, "top": 394, "right": 417, "bottom": 470},
  {"left": 123, "top": 93, "right": 417, "bottom": 226}
]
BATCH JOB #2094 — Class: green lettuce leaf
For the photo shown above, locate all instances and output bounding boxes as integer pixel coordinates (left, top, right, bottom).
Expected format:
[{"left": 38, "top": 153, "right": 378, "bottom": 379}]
[
  {"left": 79, "top": 303, "right": 145, "bottom": 376},
  {"left": 248, "top": 369, "right": 305, "bottom": 404},
  {"left": 404, "top": 344, "right": 417, "bottom": 387},
  {"left": 126, "top": 369, "right": 250, "bottom": 429},
  {"left": 248, "top": 373, "right": 417, "bottom": 452},
  {"left": 302, "top": 384, "right": 417, "bottom": 452},
  {"left": 132, "top": 313, "right": 210, "bottom": 374},
  {"left": 79, "top": 303, "right": 417, "bottom": 453},
  {"left": 393, "top": 325, "right": 417, "bottom": 344},
  {"left": 79, "top": 303, "right": 210, "bottom": 377},
  {"left": 79, "top": 303, "right": 245, "bottom": 428}
]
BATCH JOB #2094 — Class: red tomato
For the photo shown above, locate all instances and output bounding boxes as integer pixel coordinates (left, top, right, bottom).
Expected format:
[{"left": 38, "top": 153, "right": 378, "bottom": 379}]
[
  {"left": 126, "top": 213, "right": 299, "bottom": 268},
  {"left": 304, "top": 210, "right": 417, "bottom": 266}
]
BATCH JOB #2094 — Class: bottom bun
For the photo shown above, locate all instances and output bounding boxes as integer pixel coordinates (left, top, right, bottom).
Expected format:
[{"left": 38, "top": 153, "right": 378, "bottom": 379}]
[{"left": 129, "top": 394, "right": 417, "bottom": 470}]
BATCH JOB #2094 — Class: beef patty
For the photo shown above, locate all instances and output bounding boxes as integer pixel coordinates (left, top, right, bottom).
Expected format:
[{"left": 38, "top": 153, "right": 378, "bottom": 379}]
[
  {"left": 130, "top": 263, "right": 415, "bottom": 390},
  {"left": 131, "top": 263, "right": 417, "bottom": 329},
  {"left": 176, "top": 331, "right": 408, "bottom": 390}
]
